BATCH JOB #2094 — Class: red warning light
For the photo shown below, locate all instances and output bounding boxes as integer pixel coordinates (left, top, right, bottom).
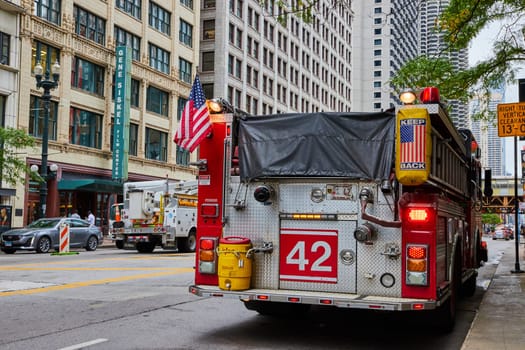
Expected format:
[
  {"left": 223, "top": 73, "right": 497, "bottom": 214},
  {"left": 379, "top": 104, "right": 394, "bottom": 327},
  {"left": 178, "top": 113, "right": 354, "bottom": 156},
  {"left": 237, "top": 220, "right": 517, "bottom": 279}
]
[{"left": 420, "top": 87, "right": 440, "bottom": 104}]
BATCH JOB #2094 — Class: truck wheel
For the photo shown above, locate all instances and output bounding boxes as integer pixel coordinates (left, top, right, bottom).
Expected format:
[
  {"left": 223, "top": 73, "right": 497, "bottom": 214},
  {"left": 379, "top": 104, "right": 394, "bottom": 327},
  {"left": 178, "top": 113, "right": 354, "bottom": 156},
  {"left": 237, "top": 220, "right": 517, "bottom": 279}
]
[
  {"left": 136, "top": 242, "right": 155, "bottom": 253},
  {"left": 243, "top": 300, "right": 310, "bottom": 318},
  {"left": 434, "top": 248, "right": 460, "bottom": 332},
  {"left": 115, "top": 240, "right": 124, "bottom": 249},
  {"left": 181, "top": 229, "right": 197, "bottom": 253},
  {"left": 461, "top": 273, "right": 477, "bottom": 297}
]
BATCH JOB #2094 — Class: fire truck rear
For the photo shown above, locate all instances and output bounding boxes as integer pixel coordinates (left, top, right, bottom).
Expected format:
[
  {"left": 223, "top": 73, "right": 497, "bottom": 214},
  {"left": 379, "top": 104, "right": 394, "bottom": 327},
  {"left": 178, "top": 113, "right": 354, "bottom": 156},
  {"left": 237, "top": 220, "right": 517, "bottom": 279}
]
[{"left": 189, "top": 88, "right": 488, "bottom": 331}]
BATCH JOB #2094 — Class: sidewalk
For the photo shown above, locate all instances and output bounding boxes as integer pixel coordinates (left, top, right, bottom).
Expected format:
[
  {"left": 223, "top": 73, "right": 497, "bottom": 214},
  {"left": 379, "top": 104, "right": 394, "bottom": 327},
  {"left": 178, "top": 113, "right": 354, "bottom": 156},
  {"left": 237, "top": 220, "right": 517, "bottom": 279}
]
[
  {"left": 99, "top": 235, "right": 116, "bottom": 248},
  {"left": 461, "top": 240, "right": 525, "bottom": 350}
]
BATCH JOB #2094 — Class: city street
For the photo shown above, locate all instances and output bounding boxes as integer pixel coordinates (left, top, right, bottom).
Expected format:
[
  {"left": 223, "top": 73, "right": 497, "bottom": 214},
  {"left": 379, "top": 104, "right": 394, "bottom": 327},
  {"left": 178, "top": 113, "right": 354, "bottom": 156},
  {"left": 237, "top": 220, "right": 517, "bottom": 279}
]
[{"left": 0, "top": 238, "right": 506, "bottom": 350}]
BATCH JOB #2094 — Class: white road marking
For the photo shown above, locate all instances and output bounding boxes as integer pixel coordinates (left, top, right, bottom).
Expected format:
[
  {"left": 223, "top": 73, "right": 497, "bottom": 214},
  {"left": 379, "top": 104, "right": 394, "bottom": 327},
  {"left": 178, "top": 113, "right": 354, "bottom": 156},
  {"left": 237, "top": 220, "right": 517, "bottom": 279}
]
[
  {"left": 57, "top": 338, "right": 108, "bottom": 350},
  {"left": 0, "top": 280, "right": 56, "bottom": 292}
]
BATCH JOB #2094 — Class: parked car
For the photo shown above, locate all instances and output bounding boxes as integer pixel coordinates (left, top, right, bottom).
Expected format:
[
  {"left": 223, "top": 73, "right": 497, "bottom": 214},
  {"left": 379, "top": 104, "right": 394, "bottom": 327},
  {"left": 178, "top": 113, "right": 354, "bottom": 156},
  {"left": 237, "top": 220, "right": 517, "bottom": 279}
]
[
  {"left": 492, "top": 228, "right": 510, "bottom": 240},
  {"left": 0, "top": 217, "right": 103, "bottom": 254},
  {"left": 504, "top": 225, "right": 514, "bottom": 239}
]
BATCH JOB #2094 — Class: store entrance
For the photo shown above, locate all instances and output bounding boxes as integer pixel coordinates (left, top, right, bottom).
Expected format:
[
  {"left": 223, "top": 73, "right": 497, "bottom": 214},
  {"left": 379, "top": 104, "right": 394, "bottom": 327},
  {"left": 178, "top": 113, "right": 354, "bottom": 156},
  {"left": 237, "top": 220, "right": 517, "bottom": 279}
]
[{"left": 74, "top": 192, "right": 96, "bottom": 221}]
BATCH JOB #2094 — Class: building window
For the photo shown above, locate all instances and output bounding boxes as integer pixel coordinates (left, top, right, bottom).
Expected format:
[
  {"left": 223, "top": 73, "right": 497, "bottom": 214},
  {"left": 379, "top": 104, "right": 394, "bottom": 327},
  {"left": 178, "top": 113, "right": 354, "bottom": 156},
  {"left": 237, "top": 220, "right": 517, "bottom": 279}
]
[
  {"left": 0, "top": 32, "right": 9, "bottom": 65},
  {"left": 202, "top": 83, "right": 213, "bottom": 99},
  {"left": 374, "top": 70, "right": 381, "bottom": 77},
  {"left": 374, "top": 39, "right": 382, "bottom": 45},
  {"left": 179, "top": 57, "right": 192, "bottom": 83},
  {"left": 202, "top": 52, "right": 214, "bottom": 71},
  {"left": 374, "top": 92, "right": 381, "bottom": 98},
  {"left": 146, "top": 85, "right": 169, "bottom": 116},
  {"left": 69, "top": 107, "right": 102, "bottom": 149},
  {"left": 145, "top": 127, "right": 167, "bottom": 162},
  {"left": 130, "top": 78, "right": 140, "bottom": 108},
  {"left": 116, "top": 0, "right": 141, "bottom": 20},
  {"left": 73, "top": 5, "right": 105, "bottom": 45},
  {"left": 235, "top": 58, "right": 242, "bottom": 79},
  {"left": 32, "top": 41, "right": 60, "bottom": 76},
  {"left": 71, "top": 57, "right": 105, "bottom": 96},
  {"left": 111, "top": 122, "right": 138, "bottom": 156},
  {"left": 177, "top": 96, "right": 187, "bottom": 121},
  {"left": 229, "top": 23, "right": 235, "bottom": 44},
  {"left": 235, "top": 28, "right": 242, "bottom": 48},
  {"left": 113, "top": 76, "right": 140, "bottom": 107},
  {"left": 129, "top": 123, "right": 138, "bottom": 156},
  {"left": 176, "top": 146, "right": 190, "bottom": 165},
  {"left": 203, "top": 20, "right": 215, "bottom": 40},
  {"left": 374, "top": 28, "right": 381, "bottom": 35},
  {"left": 149, "top": 43, "right": 170, "bottom": 74},
  {"left": 114, "top": 27, "right": 141, "bottom": 61},
  {"left": 34, "top": 0, "right": 61, "bottom": 25},
  {"left": 236, "top": 0, "right": 243, "bottom": 17},
  {"left": 149, "top": 2, "right": 171, "bottom": 35},
  {"left": 374, "top": 102, "right": 381, "bottom": 109},
  {"left": 374, "top": 81, "right": 381, "bottom": 88},
  {"left": 180, "top": 0, "right": 193, "bottom": 10},
  {"left": 29, "top": 96, "right": 58, "bottom": 141},
  {"left": 179, "top": 20, "right": 193, "bottom": 47},
  {"left": 228, "top": 54, "right": 234, "bottom": 75},
  {"left": 203, "top": 0, "right": 215, "bottom": 8}
]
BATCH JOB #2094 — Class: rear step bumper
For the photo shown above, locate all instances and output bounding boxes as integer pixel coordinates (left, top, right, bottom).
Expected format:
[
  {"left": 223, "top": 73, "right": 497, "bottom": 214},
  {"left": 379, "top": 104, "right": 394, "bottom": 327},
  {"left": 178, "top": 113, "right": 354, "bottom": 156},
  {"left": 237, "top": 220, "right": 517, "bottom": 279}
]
[{"left": 189, "top": 285, "right": 438, "bottom": 311}]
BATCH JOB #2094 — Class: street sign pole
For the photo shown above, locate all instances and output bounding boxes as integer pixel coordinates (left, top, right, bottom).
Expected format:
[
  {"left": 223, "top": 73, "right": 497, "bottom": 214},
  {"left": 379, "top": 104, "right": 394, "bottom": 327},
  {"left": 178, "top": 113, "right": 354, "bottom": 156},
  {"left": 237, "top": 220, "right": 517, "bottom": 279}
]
[
  {"left": 512, "top": 136, "right": 523, "bottom": 273},
  {"left": 496, "top": 101, "right": 524, "bottom": 273}
]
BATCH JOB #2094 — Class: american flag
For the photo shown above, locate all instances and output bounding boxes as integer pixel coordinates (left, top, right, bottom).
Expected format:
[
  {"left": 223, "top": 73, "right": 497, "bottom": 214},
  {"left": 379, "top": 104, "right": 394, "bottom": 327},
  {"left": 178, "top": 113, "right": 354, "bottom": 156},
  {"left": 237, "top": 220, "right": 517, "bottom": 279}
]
[
  {"left": 400, "top": 119, "right": 426, "bottom": 163},
  {"left": 174, "top": 75, "right": 211, "bottom": 152}
]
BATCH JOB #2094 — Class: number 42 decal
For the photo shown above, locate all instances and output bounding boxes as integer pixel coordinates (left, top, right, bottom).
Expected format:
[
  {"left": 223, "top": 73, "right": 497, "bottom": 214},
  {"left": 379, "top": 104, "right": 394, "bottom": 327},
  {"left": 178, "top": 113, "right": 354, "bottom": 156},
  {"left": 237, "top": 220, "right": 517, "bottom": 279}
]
[
  {"left": 286, "top": 241, "right": 332, "bottom": 272},
  {"left": 279, "top": 229, "right": 338, "bottom": 283}
]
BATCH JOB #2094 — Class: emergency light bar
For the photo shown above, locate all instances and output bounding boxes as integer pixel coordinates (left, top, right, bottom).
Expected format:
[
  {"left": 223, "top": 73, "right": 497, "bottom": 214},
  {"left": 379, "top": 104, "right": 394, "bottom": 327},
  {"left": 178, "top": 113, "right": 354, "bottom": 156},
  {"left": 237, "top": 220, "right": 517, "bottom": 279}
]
[{"left": 279, "top": 213, "right": 338, "bottom": 220}]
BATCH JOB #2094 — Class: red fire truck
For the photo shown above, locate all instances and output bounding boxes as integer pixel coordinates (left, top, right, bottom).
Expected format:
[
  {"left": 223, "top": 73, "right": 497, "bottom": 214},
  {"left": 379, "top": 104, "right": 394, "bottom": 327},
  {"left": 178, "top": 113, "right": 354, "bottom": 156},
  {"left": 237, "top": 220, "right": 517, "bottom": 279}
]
[{"left": 189, "top": 88, "right": 488, "bottom": 331}]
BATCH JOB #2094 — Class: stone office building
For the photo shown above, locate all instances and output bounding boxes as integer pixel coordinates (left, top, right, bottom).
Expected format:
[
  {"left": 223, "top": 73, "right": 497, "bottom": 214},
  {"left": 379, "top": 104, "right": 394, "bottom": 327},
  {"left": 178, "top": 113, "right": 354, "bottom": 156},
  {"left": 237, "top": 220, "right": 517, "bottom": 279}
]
[{"left": 5, "top": 0, "right": 199, "bottom": 229}]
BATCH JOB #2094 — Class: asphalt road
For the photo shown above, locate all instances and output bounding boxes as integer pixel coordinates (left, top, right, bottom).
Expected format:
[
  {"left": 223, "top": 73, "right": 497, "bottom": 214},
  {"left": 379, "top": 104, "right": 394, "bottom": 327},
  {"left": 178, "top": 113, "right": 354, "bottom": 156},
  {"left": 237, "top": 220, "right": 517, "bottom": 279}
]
[{"left": 0, "top": 239, "right": 504, "bottom": 350}]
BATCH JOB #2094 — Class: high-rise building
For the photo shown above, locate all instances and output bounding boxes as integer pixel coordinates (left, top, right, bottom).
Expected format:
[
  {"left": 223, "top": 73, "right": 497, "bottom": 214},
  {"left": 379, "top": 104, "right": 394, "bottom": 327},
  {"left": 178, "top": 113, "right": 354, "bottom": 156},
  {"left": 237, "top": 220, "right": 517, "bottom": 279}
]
[
  {"left": 420, "top": 0, "right": 470, "bottom": 128},
  {"left": 199, "top": 0, "right": 353, "bottom": 114},
  {"left": 470, "top": 86, "right": 505, "bottom": 176},
  {"left": 352, "top": 0, "right": 420, "bottom": 111},
  {"left": 7, "top": 0, "right": 200, "bottom": 228}
]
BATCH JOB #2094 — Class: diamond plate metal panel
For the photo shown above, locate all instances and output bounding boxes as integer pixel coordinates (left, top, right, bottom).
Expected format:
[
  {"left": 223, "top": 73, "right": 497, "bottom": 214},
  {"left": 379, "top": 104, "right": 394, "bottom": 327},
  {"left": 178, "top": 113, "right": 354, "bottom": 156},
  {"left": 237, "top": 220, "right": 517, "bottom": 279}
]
[{"left": 223, "top": 178, "right": 403, "bottom": 297}]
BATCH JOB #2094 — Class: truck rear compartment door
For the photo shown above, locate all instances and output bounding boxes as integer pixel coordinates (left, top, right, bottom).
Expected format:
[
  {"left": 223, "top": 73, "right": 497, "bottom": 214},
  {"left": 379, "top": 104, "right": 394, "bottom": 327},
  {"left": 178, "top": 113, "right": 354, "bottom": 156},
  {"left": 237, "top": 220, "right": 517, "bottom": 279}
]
[{"left": 279, "top": 219, "right": 357, "bottom": 293}]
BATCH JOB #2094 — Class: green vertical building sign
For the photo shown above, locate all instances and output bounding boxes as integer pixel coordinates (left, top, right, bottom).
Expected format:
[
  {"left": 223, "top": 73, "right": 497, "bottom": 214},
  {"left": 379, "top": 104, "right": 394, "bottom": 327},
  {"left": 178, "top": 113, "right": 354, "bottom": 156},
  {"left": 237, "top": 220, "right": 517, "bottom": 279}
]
[{"left": 112, "top": 46, "right": 131, "bottom": 181}]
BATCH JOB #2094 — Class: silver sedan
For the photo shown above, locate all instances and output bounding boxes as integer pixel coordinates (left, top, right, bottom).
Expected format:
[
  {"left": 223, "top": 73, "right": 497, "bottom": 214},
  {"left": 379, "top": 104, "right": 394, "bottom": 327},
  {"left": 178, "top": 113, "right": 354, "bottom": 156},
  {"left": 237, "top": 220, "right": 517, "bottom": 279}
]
[{"left": 0, "top": 217, "right": 103, "bottom": 254}]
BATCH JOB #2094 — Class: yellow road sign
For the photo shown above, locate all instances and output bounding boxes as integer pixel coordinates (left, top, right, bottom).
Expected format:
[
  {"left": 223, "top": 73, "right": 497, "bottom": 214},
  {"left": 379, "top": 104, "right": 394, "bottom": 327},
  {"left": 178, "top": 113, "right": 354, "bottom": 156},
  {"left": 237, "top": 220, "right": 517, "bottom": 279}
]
[{"left": 498, "top": 102, "right": 525, "bottom": 137}]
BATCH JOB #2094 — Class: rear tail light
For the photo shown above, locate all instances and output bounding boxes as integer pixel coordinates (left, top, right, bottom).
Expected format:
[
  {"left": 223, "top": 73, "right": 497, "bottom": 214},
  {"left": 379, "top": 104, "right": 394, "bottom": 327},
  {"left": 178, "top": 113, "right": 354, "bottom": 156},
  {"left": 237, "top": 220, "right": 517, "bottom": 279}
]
[
  {"left": 199, "top": 237, "right": 218, "bottom": 274},
  {"left": 406, "top": 244, "right": 428, "bottom": 286},
  {"left": 406, "top": 208, "right": 431, "bottom": 223},
  {"left": 201, "top": 204, "right": 219, "bottom": 217}
]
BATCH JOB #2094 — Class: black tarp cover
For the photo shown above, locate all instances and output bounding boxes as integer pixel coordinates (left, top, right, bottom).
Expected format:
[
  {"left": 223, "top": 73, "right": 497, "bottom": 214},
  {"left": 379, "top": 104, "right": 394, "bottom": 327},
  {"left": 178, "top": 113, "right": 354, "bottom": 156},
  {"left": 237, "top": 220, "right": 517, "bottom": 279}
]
[{"left": 237, "top": 111, "right": 396, "bottom": 181}]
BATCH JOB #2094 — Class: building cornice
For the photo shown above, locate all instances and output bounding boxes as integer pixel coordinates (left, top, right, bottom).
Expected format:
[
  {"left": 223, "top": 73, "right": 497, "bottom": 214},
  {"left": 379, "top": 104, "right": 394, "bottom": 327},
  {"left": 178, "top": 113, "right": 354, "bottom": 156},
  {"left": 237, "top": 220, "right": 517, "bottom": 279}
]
[{"left": 0, "top": 0, "right": 25, "bottom": 13}]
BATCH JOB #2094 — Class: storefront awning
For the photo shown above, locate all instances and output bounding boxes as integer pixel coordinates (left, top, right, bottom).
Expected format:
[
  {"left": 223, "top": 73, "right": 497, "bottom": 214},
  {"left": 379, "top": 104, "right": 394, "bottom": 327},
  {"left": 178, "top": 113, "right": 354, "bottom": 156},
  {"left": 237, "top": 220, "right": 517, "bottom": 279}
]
[{"left": 58, "top": 179, "right": 123, "bottom": 193}]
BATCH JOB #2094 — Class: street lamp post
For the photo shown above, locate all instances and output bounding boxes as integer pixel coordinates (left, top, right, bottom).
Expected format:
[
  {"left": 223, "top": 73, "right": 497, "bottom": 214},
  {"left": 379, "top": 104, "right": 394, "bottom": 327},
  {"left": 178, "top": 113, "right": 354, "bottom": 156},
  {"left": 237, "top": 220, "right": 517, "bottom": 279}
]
[{"left": 34, "top": 60, "right": 60, "bottom": 218}]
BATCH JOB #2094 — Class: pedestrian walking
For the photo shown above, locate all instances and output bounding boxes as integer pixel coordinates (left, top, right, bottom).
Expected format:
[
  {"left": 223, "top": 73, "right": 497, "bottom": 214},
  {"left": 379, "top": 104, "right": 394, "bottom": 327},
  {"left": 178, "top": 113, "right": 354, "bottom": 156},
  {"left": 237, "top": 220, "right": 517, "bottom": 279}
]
[{"left": 87, "top": 210, "right": 95, "bottom": 226}]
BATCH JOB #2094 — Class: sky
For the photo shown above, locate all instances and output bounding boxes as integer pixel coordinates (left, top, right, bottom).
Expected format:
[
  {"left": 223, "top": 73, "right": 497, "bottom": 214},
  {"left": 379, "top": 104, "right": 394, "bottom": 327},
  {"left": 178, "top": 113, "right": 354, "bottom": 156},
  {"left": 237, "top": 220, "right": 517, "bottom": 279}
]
[{"left": 469, "top": 21, "right": 524, "bottom": 176}]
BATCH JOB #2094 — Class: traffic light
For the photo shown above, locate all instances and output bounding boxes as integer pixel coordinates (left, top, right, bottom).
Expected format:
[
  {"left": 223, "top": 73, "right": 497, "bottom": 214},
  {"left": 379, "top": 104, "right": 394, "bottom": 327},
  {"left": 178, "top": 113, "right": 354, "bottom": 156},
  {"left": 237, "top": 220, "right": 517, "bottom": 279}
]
[{"left": 484, "top": 168, "right": 493, "bottom": 198}]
